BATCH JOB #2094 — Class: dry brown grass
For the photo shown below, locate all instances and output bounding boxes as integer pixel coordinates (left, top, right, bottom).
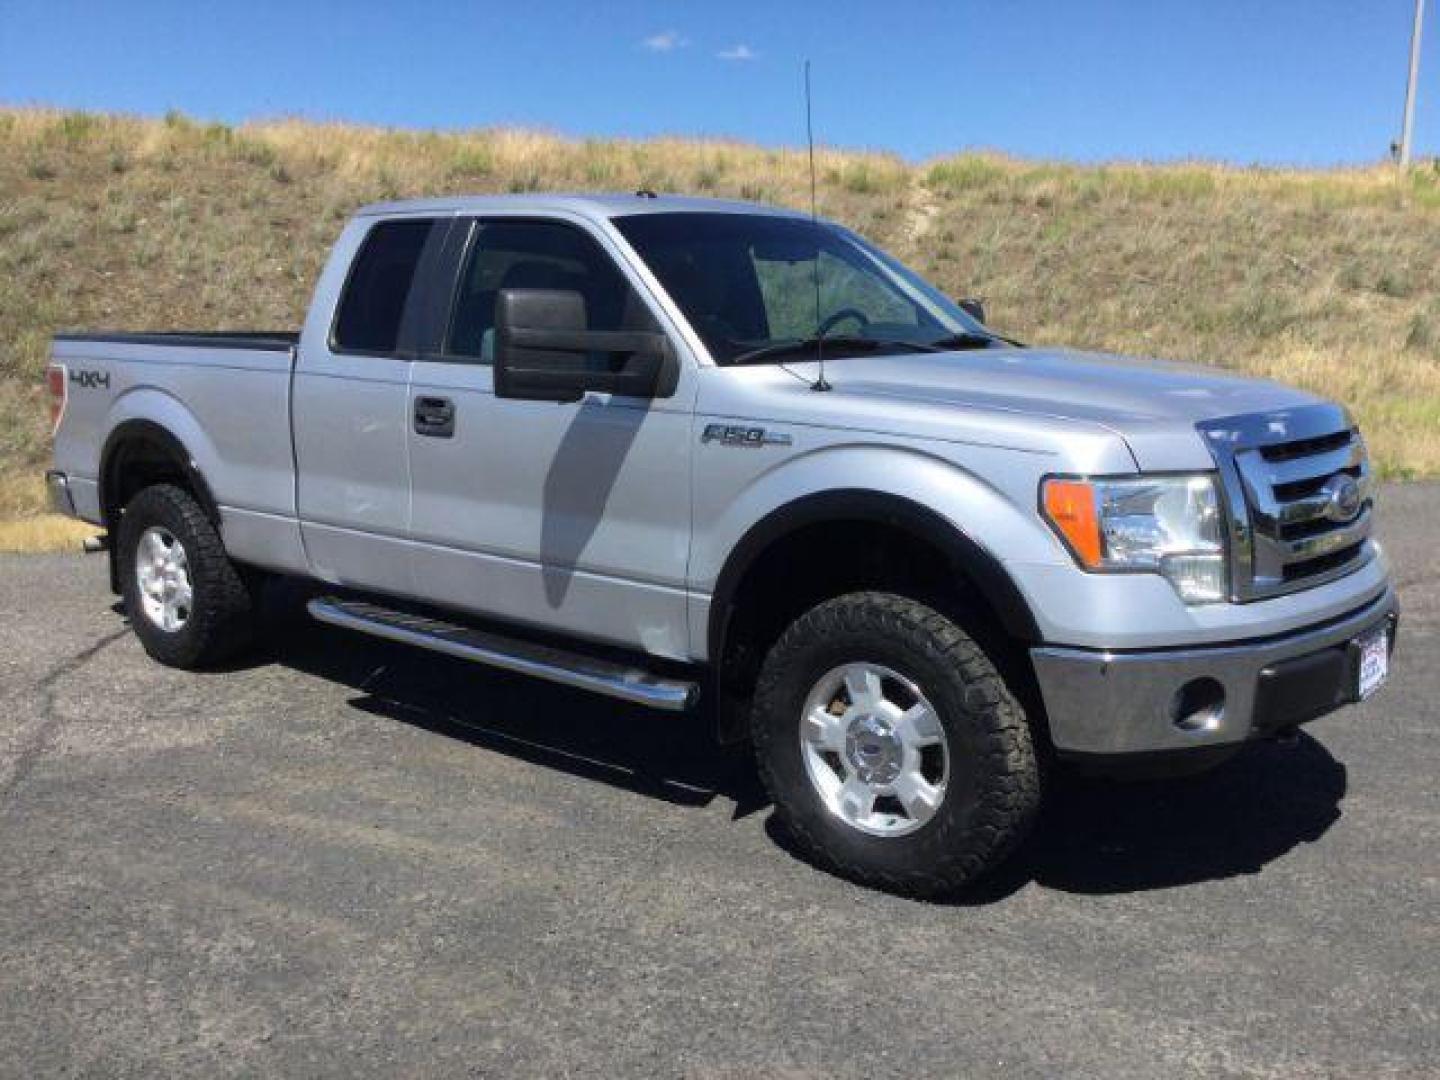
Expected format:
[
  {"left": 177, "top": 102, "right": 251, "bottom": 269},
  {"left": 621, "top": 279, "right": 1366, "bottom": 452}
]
[
  {"left": 2, "top": 108, "right": 1438, "bottom": 549},
  {"left": 0, "top": 514, "right": 95, "bottom": 553},
  {"left": 0, "top": 506, "right": 95, "bottom": 552},
  {"left": 0, "top": 470, "right": 94, "bottom": 551}
]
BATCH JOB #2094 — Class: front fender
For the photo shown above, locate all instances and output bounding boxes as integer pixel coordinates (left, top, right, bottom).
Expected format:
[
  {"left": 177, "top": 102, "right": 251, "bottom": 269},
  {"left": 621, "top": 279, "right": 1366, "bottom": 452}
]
[{"left": 690, "top": 442, "right": 1063, "bottom": 660}]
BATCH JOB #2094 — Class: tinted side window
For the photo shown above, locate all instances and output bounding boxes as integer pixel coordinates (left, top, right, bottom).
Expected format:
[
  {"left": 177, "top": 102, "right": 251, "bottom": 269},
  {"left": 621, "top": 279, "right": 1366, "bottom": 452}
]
[
  {"left": 447, "top": 220, "right": 648, "bottom": 362},
  {"left": 333, "top": 219, "right": 436, "bottom": 353}
]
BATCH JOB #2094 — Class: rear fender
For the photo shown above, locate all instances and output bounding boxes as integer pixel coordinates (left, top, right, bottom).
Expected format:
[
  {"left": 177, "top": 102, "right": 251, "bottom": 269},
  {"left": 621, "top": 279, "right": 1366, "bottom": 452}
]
[
  {"left": 99, "top": 388, "right": 222, "bottom": 523},
  {"left": 98, "top": 392, "right": 222, "bottom": 594}
]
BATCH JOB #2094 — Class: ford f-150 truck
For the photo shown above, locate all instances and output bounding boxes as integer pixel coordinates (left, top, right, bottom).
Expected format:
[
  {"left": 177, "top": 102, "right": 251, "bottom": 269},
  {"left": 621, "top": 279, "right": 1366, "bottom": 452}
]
[{"left": 45, "top": 193, "right": 1398, "bottom": 895}]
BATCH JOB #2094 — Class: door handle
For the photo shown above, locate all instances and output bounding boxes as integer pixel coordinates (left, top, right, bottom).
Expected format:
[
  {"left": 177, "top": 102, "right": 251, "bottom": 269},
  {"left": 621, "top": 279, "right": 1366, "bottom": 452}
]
[{"left": 413, "top": 396, "right": 455, "bottom": 437}]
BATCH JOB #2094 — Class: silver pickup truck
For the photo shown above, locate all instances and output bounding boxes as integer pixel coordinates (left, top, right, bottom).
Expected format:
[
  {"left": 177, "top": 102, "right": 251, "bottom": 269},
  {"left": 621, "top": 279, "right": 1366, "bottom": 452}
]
[{"left": 45, "top": 193, "right": 1398, "bottom": 895}]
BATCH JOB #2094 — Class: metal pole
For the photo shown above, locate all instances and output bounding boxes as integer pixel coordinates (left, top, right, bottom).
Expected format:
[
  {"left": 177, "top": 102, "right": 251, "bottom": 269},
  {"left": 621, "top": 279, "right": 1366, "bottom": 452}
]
[{"left": 1400, "top": 0, "right": 1426, "bottom": 165}]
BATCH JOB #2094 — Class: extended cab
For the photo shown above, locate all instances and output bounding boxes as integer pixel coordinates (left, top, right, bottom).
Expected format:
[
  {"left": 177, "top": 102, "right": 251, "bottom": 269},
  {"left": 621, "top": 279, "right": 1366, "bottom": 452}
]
[{"left": 45, "top": 194, "right": 1398, "bottom": 895}]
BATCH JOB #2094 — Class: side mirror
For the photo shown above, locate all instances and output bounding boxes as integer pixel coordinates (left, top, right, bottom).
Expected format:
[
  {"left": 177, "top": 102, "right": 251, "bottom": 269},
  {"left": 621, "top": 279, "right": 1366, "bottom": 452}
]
[
  {"left": 493, "top": 289, "right": 676, "bottom": 403},
  {"left": 958, "top": 297, "right": 986, "bottom": 324}
]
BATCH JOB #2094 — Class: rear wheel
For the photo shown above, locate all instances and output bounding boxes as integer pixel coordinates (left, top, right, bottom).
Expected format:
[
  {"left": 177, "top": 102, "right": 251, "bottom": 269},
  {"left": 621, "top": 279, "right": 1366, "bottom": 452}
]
[
  {"left": 751, "top": 591, "right": 1039, "bottom": 897},
  {"left": 118, "top": 483, "right": 256, "bottom": 668}
]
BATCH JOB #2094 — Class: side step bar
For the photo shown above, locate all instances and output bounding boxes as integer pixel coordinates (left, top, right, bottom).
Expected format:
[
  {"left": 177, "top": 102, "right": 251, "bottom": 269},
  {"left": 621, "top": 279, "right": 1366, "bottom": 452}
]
[{"left": 306, "top": 597, "right": 700, "bottom": 712}]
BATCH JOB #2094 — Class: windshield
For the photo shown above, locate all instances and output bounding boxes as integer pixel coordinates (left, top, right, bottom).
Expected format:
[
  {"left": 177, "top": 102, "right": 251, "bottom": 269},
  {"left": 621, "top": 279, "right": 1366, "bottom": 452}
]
[{"left": 612, "top": 212, "right": 992, "bottom": 365}]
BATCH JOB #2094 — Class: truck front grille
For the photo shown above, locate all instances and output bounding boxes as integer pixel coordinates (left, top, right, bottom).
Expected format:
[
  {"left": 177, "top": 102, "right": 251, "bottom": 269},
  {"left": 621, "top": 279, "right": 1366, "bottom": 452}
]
[{"left": 1198, "top": 405, "right": 1374, "bottom": 601}]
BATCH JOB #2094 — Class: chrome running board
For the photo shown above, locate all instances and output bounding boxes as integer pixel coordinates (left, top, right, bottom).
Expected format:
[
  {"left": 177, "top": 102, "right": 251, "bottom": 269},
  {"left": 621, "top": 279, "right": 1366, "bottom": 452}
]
[{"left": 307, "top": 597, "right": 699, "bottom": 712}]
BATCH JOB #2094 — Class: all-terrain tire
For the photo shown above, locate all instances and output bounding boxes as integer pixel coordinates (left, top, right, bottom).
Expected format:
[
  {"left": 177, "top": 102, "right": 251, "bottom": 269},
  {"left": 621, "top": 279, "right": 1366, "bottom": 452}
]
[
  {"left": 118, "top": 483, "right": 256, "bottom": 668},
  {"left": 751, "top": 591, "right": 1040, "bottom": 897}
]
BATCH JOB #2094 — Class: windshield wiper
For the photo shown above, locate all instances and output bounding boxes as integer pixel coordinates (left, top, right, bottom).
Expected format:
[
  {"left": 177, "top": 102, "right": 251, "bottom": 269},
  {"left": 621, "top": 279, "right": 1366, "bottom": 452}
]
[
  {"left": 908, "top": 332, "right": 1004, "bottom": 352},
  {"left": 933, "top": 330, "right": 1025, "bottom": 349},
  {"left": 728, "top": 335, "right": 975, "bottom": 367}
]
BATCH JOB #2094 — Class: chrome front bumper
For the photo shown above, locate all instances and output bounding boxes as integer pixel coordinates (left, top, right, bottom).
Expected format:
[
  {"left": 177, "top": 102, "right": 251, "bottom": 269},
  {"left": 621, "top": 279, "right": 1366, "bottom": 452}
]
[
  {"left": 1031, "top": 586, "right": 1399, "bottom": 757},
  {"left": 45, "top": 470, "right": 76, "bottom": 517}
]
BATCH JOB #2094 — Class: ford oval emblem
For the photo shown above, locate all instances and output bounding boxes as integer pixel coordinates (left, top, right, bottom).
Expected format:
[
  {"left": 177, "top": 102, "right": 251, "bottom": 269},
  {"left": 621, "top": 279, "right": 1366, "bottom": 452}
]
[{"left": 1321, "top": 473, "right": 1362, "bottom": 523}]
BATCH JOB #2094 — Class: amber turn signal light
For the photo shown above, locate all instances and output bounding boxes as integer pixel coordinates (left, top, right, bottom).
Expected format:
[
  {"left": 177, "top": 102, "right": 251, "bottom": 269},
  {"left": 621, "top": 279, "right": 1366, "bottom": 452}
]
[{"left": 1042, "top": 479, "right": 1103, "bottom": 567}]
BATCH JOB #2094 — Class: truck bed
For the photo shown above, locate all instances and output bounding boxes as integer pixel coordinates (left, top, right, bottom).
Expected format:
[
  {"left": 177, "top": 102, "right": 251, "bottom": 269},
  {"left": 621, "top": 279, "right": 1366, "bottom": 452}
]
[
  {"left": 54, "top": 330, "right": 299, "bottom": 351},
  {"left": 49, "top": 329, "right": 302, "bottom": 553}
]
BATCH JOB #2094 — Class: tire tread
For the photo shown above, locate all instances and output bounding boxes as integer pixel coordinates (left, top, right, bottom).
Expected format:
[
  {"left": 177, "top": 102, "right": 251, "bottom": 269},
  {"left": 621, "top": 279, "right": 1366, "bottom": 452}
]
[
  {"left": 118, "top": 483, "right": 255, "bottom": 668},
  {"left": 751, "top": 591, "right": 1039, "bottom": 897}
]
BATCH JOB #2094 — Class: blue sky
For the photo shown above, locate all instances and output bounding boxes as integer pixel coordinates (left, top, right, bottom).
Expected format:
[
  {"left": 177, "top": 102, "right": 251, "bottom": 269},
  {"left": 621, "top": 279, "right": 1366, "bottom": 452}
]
[{"left": 0, "top": 0, "right": 1434, "bottom": 165}]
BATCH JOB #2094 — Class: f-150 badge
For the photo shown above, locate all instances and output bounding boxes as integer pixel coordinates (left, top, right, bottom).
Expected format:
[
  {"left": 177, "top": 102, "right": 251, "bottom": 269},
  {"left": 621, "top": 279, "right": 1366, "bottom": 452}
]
[{"left": 701, "top": 423, "right": 793, "bottom": 448}]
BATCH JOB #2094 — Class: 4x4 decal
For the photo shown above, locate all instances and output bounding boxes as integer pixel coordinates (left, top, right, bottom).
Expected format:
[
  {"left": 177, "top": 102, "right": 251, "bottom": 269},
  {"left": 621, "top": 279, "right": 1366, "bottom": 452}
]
[{"left": 69, "top": 368, "right": 111, "bottom": 390}]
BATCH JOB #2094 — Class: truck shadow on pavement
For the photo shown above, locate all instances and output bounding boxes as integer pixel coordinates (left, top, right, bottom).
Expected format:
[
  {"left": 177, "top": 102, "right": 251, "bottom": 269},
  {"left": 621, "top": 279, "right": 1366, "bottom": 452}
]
[
  {"left": 258, "top": 612, "right": 1348, "bottom": 905},
  {"left": 965, "top": 736, "right": 1346, "bottom": 902}
]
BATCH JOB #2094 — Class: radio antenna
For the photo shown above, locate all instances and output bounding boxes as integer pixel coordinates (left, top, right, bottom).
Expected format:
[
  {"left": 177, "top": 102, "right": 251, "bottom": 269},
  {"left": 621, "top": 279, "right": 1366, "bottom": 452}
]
[{"left": 805, "top": 60, "right": 831, "bottom": 392}]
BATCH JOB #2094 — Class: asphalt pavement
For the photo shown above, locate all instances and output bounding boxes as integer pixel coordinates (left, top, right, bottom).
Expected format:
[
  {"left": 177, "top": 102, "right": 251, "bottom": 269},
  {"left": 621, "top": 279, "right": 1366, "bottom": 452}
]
[{"left": 1, "top": 485, "right": 1436, "bottom": 1077}]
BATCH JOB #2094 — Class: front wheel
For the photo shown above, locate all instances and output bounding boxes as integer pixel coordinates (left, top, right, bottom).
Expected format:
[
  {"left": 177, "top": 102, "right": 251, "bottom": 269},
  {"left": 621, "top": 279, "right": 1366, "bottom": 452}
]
[{"left": 751, "top": 592, "right": 1039, "bottom": 897}]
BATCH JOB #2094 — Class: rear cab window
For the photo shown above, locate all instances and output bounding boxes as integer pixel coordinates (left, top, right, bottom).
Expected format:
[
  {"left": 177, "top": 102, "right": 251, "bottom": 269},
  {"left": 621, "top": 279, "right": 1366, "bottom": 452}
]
[
  {"left": 332, "top": 218, "right": 438, "bottom": 354},
  {"left": 444, "top": 219, "right": 654, "bottom": 365}
]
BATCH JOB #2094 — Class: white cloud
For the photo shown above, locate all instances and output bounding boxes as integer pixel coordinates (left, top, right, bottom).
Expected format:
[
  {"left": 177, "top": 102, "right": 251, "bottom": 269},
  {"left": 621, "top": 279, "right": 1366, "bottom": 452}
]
[
  {"left": 717, "top": 44, "right": 758, "bottom": 61},
  {"left": 641, "top": 30, "right": 687, "bottom": 52}
]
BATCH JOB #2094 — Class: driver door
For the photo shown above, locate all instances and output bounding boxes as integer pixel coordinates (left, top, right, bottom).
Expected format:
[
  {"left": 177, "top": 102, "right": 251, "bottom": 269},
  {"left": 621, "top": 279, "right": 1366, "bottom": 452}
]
[{"left": 404, "top": 216, "right": 697, "bottom": 660}]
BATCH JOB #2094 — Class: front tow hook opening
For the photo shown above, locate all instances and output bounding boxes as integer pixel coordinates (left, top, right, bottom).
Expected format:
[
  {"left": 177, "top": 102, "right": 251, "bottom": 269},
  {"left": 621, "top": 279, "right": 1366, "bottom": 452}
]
[{"left": 1169, "top": 677, "right": 1226, "bottom": 734}]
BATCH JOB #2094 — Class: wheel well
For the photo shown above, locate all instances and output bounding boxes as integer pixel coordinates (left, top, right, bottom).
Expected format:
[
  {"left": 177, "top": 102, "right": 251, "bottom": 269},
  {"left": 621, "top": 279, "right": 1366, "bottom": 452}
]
[
  {"left": 710, "top": 502, "right": 1040, "bottom": 743},
  {"left": 99, "top": 421, "right": 218, "bottom": 593},
  {"left": 100, "top": 423, "right": 217, "bottom": 526}
]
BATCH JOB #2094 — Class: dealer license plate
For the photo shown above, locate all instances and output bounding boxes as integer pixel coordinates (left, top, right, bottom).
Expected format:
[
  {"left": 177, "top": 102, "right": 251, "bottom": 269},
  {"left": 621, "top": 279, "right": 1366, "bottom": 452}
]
[{"left": 1356, "top": 625, "right": 1390, "bottom": 700}]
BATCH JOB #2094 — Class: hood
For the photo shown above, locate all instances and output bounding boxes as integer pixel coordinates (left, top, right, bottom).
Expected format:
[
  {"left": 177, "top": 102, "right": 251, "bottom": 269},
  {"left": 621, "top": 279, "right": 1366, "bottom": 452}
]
[{"left": 817, "top": 346, "right": 1328, "bottom": 470}]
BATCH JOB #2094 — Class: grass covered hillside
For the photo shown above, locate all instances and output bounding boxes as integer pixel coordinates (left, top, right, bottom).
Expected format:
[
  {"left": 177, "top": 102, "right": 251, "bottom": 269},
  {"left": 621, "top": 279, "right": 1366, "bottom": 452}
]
[{"left": 3, "top": 107, "right": 1440, "bottom": 538}]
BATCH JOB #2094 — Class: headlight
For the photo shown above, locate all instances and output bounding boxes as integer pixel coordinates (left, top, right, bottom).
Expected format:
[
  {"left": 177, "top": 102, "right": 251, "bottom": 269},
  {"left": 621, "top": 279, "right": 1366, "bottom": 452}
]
[{"left": 1041, "top": 474, "right": 1228, "bottom": 603}]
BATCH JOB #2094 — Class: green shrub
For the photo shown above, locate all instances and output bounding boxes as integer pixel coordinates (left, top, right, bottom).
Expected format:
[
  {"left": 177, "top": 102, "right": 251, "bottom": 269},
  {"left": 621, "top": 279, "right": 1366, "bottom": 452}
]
[
  {"left": 448, "top": 145, "right": 495, "bottom": 179},
  {"left": 926, "top": 156, "right": 1007, "bottom": 193},
  {"left": 57, "top": 111, "right": 98, "bottom": 145}
]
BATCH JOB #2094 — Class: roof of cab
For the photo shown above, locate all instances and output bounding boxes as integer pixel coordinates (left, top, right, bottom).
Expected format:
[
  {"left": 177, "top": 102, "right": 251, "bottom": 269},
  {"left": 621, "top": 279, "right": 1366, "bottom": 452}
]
[{"left": 354, "top": 192, "right": 808, "bottom": 222}]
